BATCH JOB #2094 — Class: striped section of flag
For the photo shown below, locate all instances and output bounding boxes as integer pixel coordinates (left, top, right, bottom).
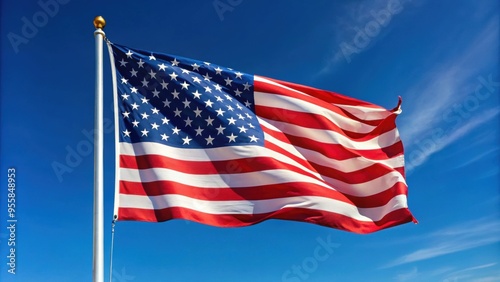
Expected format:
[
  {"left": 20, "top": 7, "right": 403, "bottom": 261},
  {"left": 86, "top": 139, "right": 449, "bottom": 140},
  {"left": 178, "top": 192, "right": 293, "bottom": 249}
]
[{"left": 109, "top": 42, "right": 415, "bottom": 233}]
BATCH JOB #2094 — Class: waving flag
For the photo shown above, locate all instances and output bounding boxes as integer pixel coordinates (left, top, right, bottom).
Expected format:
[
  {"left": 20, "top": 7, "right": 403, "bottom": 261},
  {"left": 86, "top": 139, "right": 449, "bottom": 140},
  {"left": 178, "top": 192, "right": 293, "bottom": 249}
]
[{"left": 108, "top": 42, "right": 415, "bottom": 234}]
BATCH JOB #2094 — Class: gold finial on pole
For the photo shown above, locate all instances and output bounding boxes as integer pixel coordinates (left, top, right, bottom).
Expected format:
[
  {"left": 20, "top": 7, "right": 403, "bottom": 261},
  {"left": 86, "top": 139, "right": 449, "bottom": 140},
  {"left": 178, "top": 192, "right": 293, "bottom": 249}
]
[{"left": 93, "top": 16, "right": 106, "bottom": 29}]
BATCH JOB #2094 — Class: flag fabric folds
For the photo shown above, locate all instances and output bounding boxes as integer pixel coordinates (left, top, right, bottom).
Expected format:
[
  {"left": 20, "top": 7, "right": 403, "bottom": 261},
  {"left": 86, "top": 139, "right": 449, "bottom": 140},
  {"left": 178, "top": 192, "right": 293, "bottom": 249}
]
[{"left": 108, "top": 42, "right": 415, "bottom": 234}]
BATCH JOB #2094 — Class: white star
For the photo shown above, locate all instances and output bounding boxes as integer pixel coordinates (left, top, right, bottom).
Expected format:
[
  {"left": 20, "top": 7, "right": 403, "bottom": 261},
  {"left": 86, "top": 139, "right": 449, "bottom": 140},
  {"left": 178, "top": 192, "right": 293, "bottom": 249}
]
[
  {"left": 234, "top": 89, "right": 242, "bottom": 97},
  {"left": 158, "top": 63, "right": 167, "bottom": 71},
  {"left": 235, "top": 72, "right": 243, "bottom": 79},
  {"left": 130, "top": 69, "right": 138, "bottom": 77},
  {"left": 132, "top": 120, "right": 140, "bottom": 127},
  {"left": 214, "top": 67, "right": 223, "bottom": 75},
  {"left": 205, "top": 116, "right": 214, "bottom": 126},
  {"left": 224, "top": 77, "right": 233, "bottom": 86},
  {"left": 171, "top": 89, "right": 180, "bottom": 99},
  {"left": 126, "top": 50, "right": 133, "bottom": 58},
  {"left": 203, "top": 73, "right": 212, "bottom": 81},
  {"left": 224, "top": 94, "right": 233, "bottom": 101},
  {"left": 162, "top": 117, "right": 170, "bottom": 124},
  {"left": 172, "top": 127, "right": 181, "bottom": 135},
  {"left": 131, "top": 102, "right": 139, "bottom": 110},
  {"left": 171, "top": 58, "right": 180, "bottom": 66},
  {"left": 215, "top": 96, "right": 224, "bottom": 102},
  {"left": 151, "top": 122, "right": 159, "bottom": 130},
  {"left": 141, "top": 97, "right": 150, "bottom": 104},
  {"left": 121, "top": 93, "right": 130, "bottom": 100},
  {"left": 227, "top": 117, "right": 236, "bottom": 125},
  {"left": 181, "top": 69, "right": 190, "bottom": 74},
  {"left": 192, "top": 90, "right": 202, "bottom": 99},
  {"left": 247, "top": 123, "right": 255, "bottom": 129},
  {"left": 193, "top": 107, "right": 203, "bottom": 117},
  {"left": 182, "top": 98, "right": 191, "bottom": 108},
  {"left": 141, "top": 78, "right": 149, "bottom": 87},
  {"left": 237, "top": 114, "right": 245, "bottom": 120},
  {"left": 216, "top": 108, "right": 225, "bottom": 116},
  {"left": 141, "top": 112, "right": 149, "bottom": 119},
  {"left": 119, "top": 59, "right": 128, "bottom": 67},
  {"left": 122, "top": 111, "right": 130, "bottom": 118},
  {"left": 238, "top": 125, "right": 248, "bottom": 133},
  {"left": 236, "top": 104, "right": 243, "bottom": 110},
  {"left": 152, "top": 89, "right": 160, "bottom": 98},
  {"left": 182, "top": 136, "right": 192, "bottom": 145},
  {"left": 180, "top": 81, "right": 190, "bottom": 90},
  {"left": 149, "top": 69, "right": 157, "bottom": 79},
  {"left": 249, "top": 135, "right": 259, "bottom": 142},
  {"left": 214, "top": 84, "right": 222, "bottom": 92},
  {"left": 149, "top": 54, "right": 156, "bottom": 61},
  {"left": 205, "top": 99, "right": 214, "bottom": 108},
  {"left": 216, "top": 125, "right": 226, "bottom": 135},
  {"left": 192, "top": 76, "right": 201, "bottom": 84},
  {"left": 227, "top": 105, "right": 234, "bottom": 111},
  {"left": 141, "top": 129, "right": 149, "bottom": 136},
  {"left": 160, "top": 80, "right": 169, "bottom": 89},
  {"left": 191, "top": 63, "right": 200, "bottom": 71},
  {"left": 121, "top": 77, "right": 128, "bottom": 84},
  {"left": 244, "top": 100, "right": 252, "bottom": 107},
  {"left": 130, "top": 87, "right": 138, "bottom": 93},
  {"left": 203, "top": 62, "right": 211, "bottom": 66},
  {"left": 161, "top": 134, "right": 169, "bottom": 141},
  {"left": 245, "top": 113, "right": 252, "bottom": 118},
  {"left": 204, "top": 86, "right": 212, "bottom": 93},
  {"left": 205, "top": 135, "right": 215, "bottom": 145},
  {"left": 194, "top": 126, "right": 204, "bottom": 136},
  {"left": 151, "top": 107, "right": 159, "bottom": 114},
  {"left": 243, "top": 82, "right": 251, "bottom": 91},
  {"left": 163, "top": 99, "right": 171, "bottom": 108},
  {"left": 137, "top": 59, "right": 145, "bottom": 68},
  {"left": 169, "top": 72, "right": 178, "bottom": 81},
  {"left": 173, "top": 108, "right": 183, "bottom": 117},
  {"left": 184, "top": 117, "right": 193, "bottom": 127},
  {"left": 123, "top": 129, "right": 131, "bottom": 137},
  {"left": 226, "top": 133, "right": 237, "bottom": 143}
]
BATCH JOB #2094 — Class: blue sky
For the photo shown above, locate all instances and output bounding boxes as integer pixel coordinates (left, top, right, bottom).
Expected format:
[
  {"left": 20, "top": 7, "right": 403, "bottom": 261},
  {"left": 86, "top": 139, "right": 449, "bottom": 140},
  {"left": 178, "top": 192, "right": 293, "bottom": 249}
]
[{"left": 1, "top": 0, "right": 499, "bottom": 281}]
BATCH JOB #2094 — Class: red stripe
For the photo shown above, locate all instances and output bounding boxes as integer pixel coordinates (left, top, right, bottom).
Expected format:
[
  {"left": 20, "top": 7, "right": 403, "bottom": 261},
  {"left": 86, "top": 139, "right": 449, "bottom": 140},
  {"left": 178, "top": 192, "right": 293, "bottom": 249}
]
[
  {"left": 120, "top": 153, "right": 320, "bottom": 180},
  {"left": 257, "top": 105, "right": 399, "bottom": 141},
  {"left": 255, "top": 76, "right": 381, "bottom": 109},
  {"left": 120, "top": 180, "right": 353, "bottom": 203},
  {"left": 263, "top": 124, "right": 404, "bottom": 160},
  {"left": 118, "top": 205, "right": 414, "bottom": 234}
]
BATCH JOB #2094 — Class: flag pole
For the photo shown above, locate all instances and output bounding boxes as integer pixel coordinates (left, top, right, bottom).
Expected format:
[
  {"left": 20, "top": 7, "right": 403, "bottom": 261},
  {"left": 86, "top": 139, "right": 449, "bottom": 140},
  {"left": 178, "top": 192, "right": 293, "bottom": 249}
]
[{"left": 93, "top": 15, "right": 106, "bottom": 282}]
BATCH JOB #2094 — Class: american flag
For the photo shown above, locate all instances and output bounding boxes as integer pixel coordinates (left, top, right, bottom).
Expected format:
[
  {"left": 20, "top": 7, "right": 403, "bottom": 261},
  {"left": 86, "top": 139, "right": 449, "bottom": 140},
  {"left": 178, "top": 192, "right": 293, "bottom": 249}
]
[{"left": 109, "top": 42, "right": 415, "bottom": 234}]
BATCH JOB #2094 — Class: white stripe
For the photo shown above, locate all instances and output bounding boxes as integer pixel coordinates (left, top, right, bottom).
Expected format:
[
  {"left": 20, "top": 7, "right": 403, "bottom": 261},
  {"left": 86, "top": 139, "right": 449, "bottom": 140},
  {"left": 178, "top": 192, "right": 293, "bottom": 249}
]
[
  {"left": 119, "top": 141, "right": 322, "bottom": 179},
  {"left": 120, "top": 167, "right": 334, "bottom": 191},
  {"left": 262, "top": 123, "right": 405, "bottom": 172},
  {"left": 119, "top": 193, "right": 409, "bottom": 222},
  {"left": 334, "top": 104, "right": 392, "bottom": 121},
  {"left": 295, "top": 146, "right": 405, "bottom": 173},
  {"left": 255, "top": 91, "right": 376, "bottom": 134},
  {"left": 261, "top": 117, "right": 401, "bottom": 149},
  {"left": 322, "top": 170, "right": 406, "bottom": 197},
  {"left": 254, "top": 75, "right": 391, "bottom": 121}
]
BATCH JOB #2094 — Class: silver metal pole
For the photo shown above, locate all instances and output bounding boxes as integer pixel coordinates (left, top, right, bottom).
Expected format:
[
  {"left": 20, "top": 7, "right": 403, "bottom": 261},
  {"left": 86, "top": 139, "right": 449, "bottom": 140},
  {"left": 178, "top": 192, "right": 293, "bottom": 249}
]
[{"left": 92, "top": 16, "right": 106, "bottom": 282}]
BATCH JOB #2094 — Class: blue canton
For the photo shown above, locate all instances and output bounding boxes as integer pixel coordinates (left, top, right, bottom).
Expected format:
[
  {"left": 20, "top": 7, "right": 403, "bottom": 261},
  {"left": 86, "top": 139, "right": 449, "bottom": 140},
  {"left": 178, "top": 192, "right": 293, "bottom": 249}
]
[{"left": 111, "top": 43, "right": 264, "bottom": 148}]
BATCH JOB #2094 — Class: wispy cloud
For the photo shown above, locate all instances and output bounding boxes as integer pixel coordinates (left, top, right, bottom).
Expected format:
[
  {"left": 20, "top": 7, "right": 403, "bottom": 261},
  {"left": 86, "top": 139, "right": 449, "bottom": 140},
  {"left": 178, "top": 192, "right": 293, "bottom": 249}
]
[
  {"left": 406, "top": 107, "right": 500, "bottom": 172},
  {"left": 394, "top": 267, "right": 419, "bottom": 281},
  {"left": 318, "top": 0, "right": 415, "bottom": 74},
  {"left": 443, "top": 263, "right": 499, "bottom": 282},
  {"left": 382, "top": 216, "right": 500, "bottom": 268},
  {"left": 400, "top": 15, "right": 499, "bottom": 146}
]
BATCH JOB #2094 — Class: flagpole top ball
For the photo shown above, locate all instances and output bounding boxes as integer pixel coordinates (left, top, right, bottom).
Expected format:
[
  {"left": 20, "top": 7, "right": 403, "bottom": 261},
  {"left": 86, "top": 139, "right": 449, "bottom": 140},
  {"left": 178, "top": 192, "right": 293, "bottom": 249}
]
[{"left": 93, "top": 16, "right": 106, "bottom": 29}]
